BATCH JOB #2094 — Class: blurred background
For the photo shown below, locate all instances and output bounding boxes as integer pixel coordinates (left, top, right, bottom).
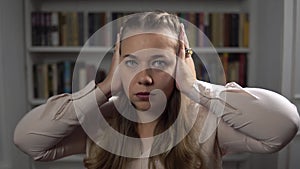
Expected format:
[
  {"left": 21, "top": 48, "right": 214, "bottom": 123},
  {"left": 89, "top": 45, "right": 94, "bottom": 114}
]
[{"left": 0, "top": 0, "right": 299, "bottom": 168}]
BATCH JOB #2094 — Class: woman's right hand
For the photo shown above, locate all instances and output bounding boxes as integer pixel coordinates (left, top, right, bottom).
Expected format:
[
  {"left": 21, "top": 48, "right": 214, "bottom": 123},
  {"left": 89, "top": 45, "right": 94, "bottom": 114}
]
[{"left": 97, "top": 30, "right": 122, "bottom": 98}]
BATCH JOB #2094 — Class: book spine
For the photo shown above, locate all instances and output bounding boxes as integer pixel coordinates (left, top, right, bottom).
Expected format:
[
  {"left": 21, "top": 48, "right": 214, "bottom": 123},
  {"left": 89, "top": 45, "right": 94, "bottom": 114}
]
[
  {"left": 197, "top": 12, "right": 205, "bottom": 47},
  {"left": 31, "top": 12, "right": 38, "bottom": 46},
  {"left": 230, "top": 13, "right": 239, "bottom": 47},
  {"left": 221, "top": 53, "right": 229, "bottom": 83},
  {"left": 63, "top": 61, "right": 71, "bottom": 93},
  {"left": 203, "top": 12, "right": 211, "bottom": 47},
  {"left": 57, "top": 61, "right": 64, "bottom": 94},
  {"left": 239, "top": 53, "right": 247, "bottom": 86},
  {"left": 59, "top": 12, "right": 67, "bottom": 46},
  {"left": 71, "top": 12, "right": 79, "bottom": 46},
  {"left": 32, "top": 64, "right": 38, "bottom": 98},
  {"left": 243, "top": 14, "right": 250, "bottom": 47},
  {"left": 51, "top": 12, "right": 59, "bottom": 46},
  {"left": 78, "top": 12, "right": 84, "bottom": 46},
  {"left": 42, "top": 63, "right": 49, "bottom": 98}
]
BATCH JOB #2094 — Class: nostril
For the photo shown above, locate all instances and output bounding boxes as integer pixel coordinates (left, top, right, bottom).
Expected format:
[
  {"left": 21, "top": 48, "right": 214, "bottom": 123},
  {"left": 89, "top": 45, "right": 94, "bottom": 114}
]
[{"left": 138, "top": 76, "right": 153, "bottom": 85}]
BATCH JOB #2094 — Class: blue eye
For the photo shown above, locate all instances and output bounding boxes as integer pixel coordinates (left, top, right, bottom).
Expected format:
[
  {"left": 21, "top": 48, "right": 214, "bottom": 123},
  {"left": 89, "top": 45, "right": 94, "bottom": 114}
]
[
  {"left": 125, "top": 60, "right": 138, "bottom": 68},
  {"left": 151, "top": 60, "right": 167, "bottom": 68}
]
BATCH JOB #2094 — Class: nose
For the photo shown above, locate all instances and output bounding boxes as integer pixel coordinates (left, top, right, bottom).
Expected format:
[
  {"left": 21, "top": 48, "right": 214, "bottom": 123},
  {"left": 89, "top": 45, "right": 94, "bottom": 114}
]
[{"left": 137, "top": 69, "right": 153, "bottom": 86}]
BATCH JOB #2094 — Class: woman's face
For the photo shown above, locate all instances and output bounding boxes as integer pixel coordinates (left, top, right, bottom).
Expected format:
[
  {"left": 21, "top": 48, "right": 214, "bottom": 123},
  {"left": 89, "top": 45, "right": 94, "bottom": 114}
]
[{"left": 119, "top": 33, "right": 177, "bottom": 111}]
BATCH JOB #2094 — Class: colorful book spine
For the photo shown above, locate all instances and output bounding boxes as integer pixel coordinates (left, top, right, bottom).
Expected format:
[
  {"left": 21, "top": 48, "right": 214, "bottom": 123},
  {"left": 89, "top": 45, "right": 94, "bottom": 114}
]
[
  {"left": 31, "top": 11, "right": 249, "bottom": 47},
  {"left": 32, "top": 61, "right": 100, "bottom": 99},
  {"left": 31, "top": 11, "right": 87, "bottom": 46}
]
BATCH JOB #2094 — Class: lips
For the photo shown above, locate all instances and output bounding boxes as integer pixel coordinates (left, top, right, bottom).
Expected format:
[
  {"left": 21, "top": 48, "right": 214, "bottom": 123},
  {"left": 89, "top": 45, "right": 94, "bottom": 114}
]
[{"left": 135, "top": 92, "right": 152, "bottom": 100}]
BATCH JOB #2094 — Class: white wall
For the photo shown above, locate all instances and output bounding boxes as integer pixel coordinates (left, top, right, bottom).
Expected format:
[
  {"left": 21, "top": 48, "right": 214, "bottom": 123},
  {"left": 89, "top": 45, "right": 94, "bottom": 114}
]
[
  {"left": 254, "top": 0, "right": 284, "bottom": 93},
  {"left": 247, "top": 0, "right": 299, "bottom": 168},
  {"left": 279, "top": 0, "right": 300, "bottom": 168},
  {"left": 292, "top": 0, "right": 300, "bottom": 113},
  {"left": 0, "top": 0, "right": 30, "bottom": 168}
]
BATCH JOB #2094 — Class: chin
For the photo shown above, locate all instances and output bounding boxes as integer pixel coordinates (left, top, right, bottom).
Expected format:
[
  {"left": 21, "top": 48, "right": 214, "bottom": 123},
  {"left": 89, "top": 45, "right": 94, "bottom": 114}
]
[{"left": 133, "top": 102, "right": 151, "bottom": 111}]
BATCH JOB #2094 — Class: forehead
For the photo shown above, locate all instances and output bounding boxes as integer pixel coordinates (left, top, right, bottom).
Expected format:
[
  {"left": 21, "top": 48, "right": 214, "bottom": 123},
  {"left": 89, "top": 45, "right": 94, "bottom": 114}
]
[{"left": 121, "top": 33, "right": 178, "bottom": 56}]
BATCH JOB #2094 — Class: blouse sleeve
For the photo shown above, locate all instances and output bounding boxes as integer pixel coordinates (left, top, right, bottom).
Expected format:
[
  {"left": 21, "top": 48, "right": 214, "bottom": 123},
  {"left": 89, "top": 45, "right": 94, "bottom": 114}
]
[
  {"left": 14, "top": 81, "right": 107, "bottom": 161},
  {"left": 191, "top": 80, "right": 300, "bottom": 155}
]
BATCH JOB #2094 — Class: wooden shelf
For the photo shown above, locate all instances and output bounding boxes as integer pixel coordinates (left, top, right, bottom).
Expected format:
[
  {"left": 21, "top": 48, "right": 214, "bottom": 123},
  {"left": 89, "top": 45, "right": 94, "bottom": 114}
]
[
  {"left": 28, "top": 46, "right": 249, "bottom": 54},
  {"left": 194, "top": 47, "right": 250, "bottom": 53},
  {"left": 28, "top": 46, "right": 111, "bottom": 53},
  {"left": 294, "top": 94, "right": 300, "bottom": 99},
  {"left": 30, "top": 98, "right": 46, "bottom": 105}
]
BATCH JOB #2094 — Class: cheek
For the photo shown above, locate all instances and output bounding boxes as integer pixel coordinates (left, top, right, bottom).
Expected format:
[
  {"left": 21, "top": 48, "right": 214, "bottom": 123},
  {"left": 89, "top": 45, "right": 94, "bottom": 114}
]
[
  {"left": 153, "top": 72, "right": 175, "bottom": 95},
  {"left": 120, "top": 71, "right": 132, "bottom": 96},
  {"left": 155, "top": 72, "right": 173, "bottom": 82}
]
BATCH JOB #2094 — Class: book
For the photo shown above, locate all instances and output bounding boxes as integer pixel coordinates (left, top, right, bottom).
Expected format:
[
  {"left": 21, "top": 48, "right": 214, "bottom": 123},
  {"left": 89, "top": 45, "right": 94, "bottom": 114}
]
[
  {"left": 197, "top": 12, "right": 205, "bottom": 47},
  {"left": 230, "top": 13, "right": 239, "bottom": 47},
  {"left": 51, "top": 12, "right": 59, "bottom": 46},
  {"left": 30, "top": 11, "right": 249, "bottom": 48},
  {"left": 32, "top": 61, "right": 100, "bottom": 98},
  {"left": 243, "top": 14, "right": 250, "bottom": 47},
  {"left": 238, "top": 53, "right": 247, "bottom": 86},
  {"left": 221, "top": 53, "right": 229, "bottom": 83},
  {"left": 204, "top": 12, "right": 211, "bottom": 47},
  {"left": 88, "top": 12, "right": 107, "bottom": 46},
  {"left": 32, "top": 64, "right": 38, "bottom": 98},
  {"left": 31, "top": 12, "right": 38, "bottom": 46},
  {"left": 41, "top": 63, "right": 49, "bottom": 98}
]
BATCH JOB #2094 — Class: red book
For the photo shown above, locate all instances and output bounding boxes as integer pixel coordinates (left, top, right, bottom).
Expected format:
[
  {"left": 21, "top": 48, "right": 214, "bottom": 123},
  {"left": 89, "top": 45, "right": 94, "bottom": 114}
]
[
  {"left": 238, "top": 53, "right": 247, "bottom": 86},
  {"left": 223, "top": 13, "right": 230, "bottom": 47}
]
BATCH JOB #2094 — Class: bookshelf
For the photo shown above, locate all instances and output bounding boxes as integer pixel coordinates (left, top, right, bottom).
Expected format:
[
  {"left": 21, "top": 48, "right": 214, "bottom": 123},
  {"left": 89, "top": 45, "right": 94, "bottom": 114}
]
[
  {"left": 25, "top": 0, "right": 253, "bottom": 168},
  {"left": 26, "top": 13, "right": 250, "bottom": 105}
]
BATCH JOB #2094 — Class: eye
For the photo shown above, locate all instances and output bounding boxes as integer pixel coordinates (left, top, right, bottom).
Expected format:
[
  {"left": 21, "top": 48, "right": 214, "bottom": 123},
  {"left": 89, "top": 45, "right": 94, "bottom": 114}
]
[
  {"left": 125, "top": 60, "right": 138, "bottom": 68},
  {"left": 151, "top": 60, "right": 167, "bottom": 68}
]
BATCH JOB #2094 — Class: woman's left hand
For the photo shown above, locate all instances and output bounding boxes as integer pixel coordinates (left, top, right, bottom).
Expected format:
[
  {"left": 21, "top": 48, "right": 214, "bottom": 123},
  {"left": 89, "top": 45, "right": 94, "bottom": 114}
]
[{"left": 175, "top": 24, "right": 197, "bottom": 95}]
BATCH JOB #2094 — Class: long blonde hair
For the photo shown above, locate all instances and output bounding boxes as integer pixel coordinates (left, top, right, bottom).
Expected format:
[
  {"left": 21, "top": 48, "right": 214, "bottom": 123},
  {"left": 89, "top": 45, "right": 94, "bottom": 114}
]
[{"left": 84, "top": 11, "right": 207, "bottom": 169}]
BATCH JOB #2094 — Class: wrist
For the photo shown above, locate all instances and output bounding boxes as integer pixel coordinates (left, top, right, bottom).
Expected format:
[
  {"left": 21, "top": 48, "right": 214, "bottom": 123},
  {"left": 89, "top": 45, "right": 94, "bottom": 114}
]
[
  {"left": 182, "top": 80, "right": 212, "bottom": 105},
  {"left": 180, "top": 78, "right": 196, "bottom": 96}
]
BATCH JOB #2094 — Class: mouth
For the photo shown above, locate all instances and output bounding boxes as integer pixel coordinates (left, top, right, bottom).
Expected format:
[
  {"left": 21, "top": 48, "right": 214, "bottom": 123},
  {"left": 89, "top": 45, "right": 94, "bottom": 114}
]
[{"left": 135, "top": 92, "right": 153, "bottom": 100}]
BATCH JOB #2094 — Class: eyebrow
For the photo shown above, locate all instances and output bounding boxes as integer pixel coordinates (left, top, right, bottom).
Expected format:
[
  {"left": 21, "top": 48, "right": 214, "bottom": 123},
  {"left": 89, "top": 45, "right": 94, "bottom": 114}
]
[
  {"left": 123, "top": 54, "right": 137, "bottom": 58},
  {"left": 122, "top": 54, "right": 168, "bottom": 59}
]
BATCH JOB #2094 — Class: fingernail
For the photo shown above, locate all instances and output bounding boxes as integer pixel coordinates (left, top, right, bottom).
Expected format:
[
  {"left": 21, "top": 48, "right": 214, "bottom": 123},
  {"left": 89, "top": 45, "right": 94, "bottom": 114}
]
[
  {"left": 119, "top": 26, "right": 123, "bottom": 34},
  {"left": 179, "top": 25, "right": 183, "bottom": 39}
]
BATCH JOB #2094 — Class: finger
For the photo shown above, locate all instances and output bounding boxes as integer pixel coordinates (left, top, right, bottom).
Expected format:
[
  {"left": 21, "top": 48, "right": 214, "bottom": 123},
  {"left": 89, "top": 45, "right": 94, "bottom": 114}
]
[
  {"left": 114, "top": 27, "right": 122, "bottom": 56},
  {"left": 180, "top": 23, "right": 193, "bottom": 58},
  {"left": 178, "top": 23, "right": 185, "bottom": 59},
  {"left": 181, "top": 24, "right": 190, "bottom": 49},
  {"left": 114, "top": 33, "right": 121, "bottom": 56}
]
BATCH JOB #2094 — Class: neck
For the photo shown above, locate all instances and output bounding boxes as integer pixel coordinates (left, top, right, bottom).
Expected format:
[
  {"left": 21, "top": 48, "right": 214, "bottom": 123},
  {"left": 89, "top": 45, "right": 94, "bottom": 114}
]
[{"left": 138, "top": 120, "right": 158, "bottom": 138}]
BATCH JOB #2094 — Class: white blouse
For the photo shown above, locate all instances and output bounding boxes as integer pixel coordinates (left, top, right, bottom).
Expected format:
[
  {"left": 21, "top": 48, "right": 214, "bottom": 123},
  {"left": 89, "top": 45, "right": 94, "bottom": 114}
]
[{"left": 14, "top": 80, "right": 300, "bottom": 169}]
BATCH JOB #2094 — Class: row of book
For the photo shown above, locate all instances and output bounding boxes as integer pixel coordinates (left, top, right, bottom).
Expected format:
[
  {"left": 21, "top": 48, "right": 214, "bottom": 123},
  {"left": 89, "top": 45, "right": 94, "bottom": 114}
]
[
  {"left": 110, "top": 12, "right": 249, "bottom": 48},
  {"left": 32, "top": 61, "right": 106, "bottom": 99},
  {"left": 32, "top": 53, "right": 246, "bottom": 99},
  {"left": 196, "top": 53, "right": 247, "bottom": 86},
  {"left": 31, "top": 11, "right": 249, "bottom": 48},
  {"left": 178, "top": 12, "right": 249, "bottom": 48},
  {"left": 31, "top": 12, "right": 108, "bottom": 47}
]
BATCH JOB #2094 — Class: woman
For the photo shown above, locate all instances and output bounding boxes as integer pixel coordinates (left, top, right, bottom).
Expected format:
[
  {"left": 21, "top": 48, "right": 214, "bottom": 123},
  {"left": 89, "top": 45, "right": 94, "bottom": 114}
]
[{"left": 14, "top": 11, "right": 299, "bottom": 169}]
